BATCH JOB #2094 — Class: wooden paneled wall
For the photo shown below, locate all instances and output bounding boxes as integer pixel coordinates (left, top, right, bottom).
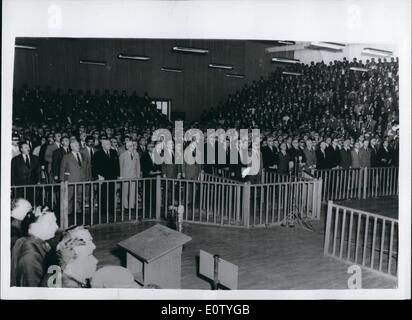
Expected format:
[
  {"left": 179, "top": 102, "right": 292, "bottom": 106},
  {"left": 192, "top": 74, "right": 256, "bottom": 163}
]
[{"left": 13, "top": 38, "right": 293, "bottom": 120}]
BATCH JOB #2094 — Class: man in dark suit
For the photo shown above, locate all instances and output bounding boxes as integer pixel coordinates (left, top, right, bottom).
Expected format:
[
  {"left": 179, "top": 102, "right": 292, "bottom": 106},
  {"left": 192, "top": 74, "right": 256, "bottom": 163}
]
[
  {"left": 369, "top": 138, "right": 379, "bottom": 167},
  {"left": 136, "top": 137, "right": 147, "bottom": 158},
  {"left": 141, "top": 142, "right": 162, "bottom": 177},
  {"left": 11, "top": 142, "right": 40, "bottom": 200},
  {"left": 52, "top": 136, "right": 71, "bottom": 182},
  {"left": 262, "top": 137, "right": 278, "bottom": 170},
  {"left": 316, "top": 142, "right": 330, "bottom": 170},
  {"left": 93, "top": 139, "right": 120, "bottom": 214},
  {"left": 60, "top": 141, "right": 91, "bottom": 215},
  {"left": 277, "top": 142, "right": 291, "bottom": 175},
  {"left": 289, "top": 139, "right": 306, "bottom": 176},
  {"left": 326, "top": 138, "right": 341, "bottom": 169},
  {"left": 377, "top": 140, "right": 393, "bottom": 167},
  {"left": 340, "top": 139, "right": 352, "bottom": 169},
  {"left": 81, "top": 135, "right": 97, "bottom": 179}
]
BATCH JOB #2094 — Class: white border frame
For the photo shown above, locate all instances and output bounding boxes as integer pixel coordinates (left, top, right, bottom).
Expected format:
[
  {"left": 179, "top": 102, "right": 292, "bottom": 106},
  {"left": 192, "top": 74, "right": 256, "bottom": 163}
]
[{"left": 2, "top": 0, "right": 411, "bottom": 300}]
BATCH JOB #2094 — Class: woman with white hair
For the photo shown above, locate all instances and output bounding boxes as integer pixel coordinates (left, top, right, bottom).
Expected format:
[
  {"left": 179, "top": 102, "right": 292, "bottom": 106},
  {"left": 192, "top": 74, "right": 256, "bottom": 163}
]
[{"left": 53, "top": 226, "right": 98, "bottom": 288}]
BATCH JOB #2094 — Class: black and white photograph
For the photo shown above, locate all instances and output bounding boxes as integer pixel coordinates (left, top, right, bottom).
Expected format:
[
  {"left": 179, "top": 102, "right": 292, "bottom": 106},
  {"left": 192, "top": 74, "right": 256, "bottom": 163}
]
[{"left": 1, "top": 0, "right": 410, "bottom": 300}]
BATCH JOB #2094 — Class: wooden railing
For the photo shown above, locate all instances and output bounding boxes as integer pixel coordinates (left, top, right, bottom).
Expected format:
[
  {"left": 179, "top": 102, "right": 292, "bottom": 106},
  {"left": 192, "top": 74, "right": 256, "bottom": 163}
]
[
  {"left": 324, "top": 201, "right": 398, "bottom": 279},
  {"left": 11, "top": 174, "right": 322, "bottom": 229},
  {"left": 247, "top": 179, "right": 322, "bottom": 227},
  {"left": 310, "top": 167, "right": 398, "bottom": 201}
]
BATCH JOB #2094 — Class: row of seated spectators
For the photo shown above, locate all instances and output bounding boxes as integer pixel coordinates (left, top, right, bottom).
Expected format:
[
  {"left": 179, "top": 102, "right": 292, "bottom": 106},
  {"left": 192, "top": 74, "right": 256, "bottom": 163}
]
[
  {"left": 200, "top": 56, "right": 399, "bottom": 138},
  {"left": 13, "top": 85, "right": 170, "bottom": 130}
]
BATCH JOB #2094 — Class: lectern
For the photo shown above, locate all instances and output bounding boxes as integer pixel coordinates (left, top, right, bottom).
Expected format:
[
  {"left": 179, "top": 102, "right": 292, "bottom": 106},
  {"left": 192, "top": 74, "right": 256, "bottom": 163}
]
[{"left": 118, "top": 224, "right": 191, "bottom": 289}]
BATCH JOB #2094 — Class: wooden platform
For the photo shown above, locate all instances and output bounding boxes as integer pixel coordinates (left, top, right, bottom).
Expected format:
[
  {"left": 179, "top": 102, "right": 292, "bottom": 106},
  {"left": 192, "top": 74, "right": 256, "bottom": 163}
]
[{"left": 90, "top": 219, "right": 397, "bottom": 289}]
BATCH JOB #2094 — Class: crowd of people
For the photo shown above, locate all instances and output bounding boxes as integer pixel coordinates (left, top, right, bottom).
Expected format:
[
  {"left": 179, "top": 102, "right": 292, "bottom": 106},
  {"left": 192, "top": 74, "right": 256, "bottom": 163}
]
[
  {"left": 10, "top": 57, "right": 399, "bottom": 189},
  {"left": 9, "top": 56, "right": 400, "bottom": 288},
  {"left": 10, "top": 198, "right": 157, "bottom": 288}
]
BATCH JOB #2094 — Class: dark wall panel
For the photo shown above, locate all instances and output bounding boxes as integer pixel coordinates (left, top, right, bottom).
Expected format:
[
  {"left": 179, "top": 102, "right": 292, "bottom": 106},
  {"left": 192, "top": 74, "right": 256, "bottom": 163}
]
[{"left": 13, "top": 38, "right": 293, "bottom": 120}]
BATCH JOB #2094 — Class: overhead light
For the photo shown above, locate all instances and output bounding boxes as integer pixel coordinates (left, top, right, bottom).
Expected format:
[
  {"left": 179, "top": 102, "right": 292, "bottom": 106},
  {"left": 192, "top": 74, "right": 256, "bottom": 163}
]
[
  {"left": 307, "top": 42, "right": 346, "bottom": 51},
  {"left": 161, "top": 67, "right": 183, "bottom": 73},
  {"left": 282, "top": 71, "right": 302, "bottom": 76},
  {"left": 350, "top": 67, "right": 369, "bottom": 72},
  {"left": 172, "top": 46, "right": 209, "bottom": 54},
  {"left": 362, "top": 47, "right": 393, "bottom": 57},
  {"left": 226, "top": 73, "right": 245, "bottom": 79},
  {"left": 271, "top": 57, "right": 300, "bottom": 64},
  {"left": 118, "top": 54, "right": 150, "bottom": 61},
  {"left": 208, "top": 63, "right": 233, "bottom": 70},
  {"left": 79, "top": 60, "right": 107, "bottom": 66},
  {"left": 277, "top": 40, "right": 295, "bottom": 45},
  {"left": 15, "top": 44, "right": 37, "bottom": 50}
]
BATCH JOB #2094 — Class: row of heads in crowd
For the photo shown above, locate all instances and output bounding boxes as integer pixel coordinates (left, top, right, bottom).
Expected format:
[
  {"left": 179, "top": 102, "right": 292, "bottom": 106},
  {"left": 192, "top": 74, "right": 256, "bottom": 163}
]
[
  {"left": 11, "top": 197, "right": 157, "bottom": 288},
  {"left": 12, "top": 126, "right": 399, "bottom": 157}
]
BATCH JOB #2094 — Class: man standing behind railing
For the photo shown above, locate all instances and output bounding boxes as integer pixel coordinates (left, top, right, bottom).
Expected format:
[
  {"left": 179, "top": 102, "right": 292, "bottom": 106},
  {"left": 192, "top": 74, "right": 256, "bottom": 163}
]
[
  {"left": 340, "top": 139, "right": 352, "bottom": 169},
  {"left": 60, "top": 141, "right": 91, "bottom": 215},
  {"left": 359, "top": 140, "right": 372, "bottom": 168},
  {"left": 44, "top": 133, "right": 62, "bottom": 183},
  {"left": 303, "top": 138, "right": 317, "bottom": 173},
  {"left": 52, "top": 136, "right": 71, "bottom": 182},
  {"left": 93, "top": 139, "right": 120, "bottom": 214},
  {"left": 119, "top": 141, "right": 141, "bottom": 209},
  {"left": 11, "top": 142, "right": 40, "bottom": 202},
  {"left": 350, "top": 142, "right": 362, "bottom": 169}
]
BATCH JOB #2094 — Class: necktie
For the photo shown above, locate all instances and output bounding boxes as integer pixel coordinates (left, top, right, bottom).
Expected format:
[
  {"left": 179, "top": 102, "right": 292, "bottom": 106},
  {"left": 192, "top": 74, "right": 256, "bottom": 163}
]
[
  {"left": 25, "top": 155, "right": 30, "bottom": 167},
  {"left": 106, "top": 151, "right": 110, "bottom": 158},
  {"left": 76, "top": 153, "right": 82, "bottom": 167},
  {"left": 131, "top": 152, "right": 134, "bottom": 160}
]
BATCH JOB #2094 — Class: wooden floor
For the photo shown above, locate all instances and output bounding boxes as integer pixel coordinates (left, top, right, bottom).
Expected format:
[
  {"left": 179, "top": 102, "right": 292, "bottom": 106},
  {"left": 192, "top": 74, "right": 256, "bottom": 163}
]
[{"left": 91, "top": 218, "right": 397, "bottom": 290}]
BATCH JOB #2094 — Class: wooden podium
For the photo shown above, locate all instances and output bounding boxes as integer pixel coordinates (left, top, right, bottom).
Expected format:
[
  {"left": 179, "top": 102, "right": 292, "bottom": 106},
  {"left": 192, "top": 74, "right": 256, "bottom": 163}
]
[{"left": 118, "top": 224, "right": 191, "bottom": 289}]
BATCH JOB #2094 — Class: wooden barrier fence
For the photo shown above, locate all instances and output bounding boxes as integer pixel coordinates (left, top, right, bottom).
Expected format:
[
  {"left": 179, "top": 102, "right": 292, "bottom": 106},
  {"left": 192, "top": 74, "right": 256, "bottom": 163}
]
[
  {"left": 311, "top": 167, "right": 398, "bottom": 201},
  {"left": 324, "top": 201, "right": 398, "bottom": 279},
  {"left": 11, "top": 173, "right": 322, "bottom": 229}
]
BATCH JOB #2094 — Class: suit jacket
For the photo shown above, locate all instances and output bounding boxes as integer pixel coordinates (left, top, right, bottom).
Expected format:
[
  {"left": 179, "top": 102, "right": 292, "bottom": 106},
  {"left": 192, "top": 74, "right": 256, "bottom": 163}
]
[
  {"left": 141, "top": 151, "right": 162, "bottom": 177},
  {"left": 359, "top": 147, "right": 371, "bottom": 168},
  {"left": 369, "top": 146, "right": 379, "bottom": 167},
  {"left": 262, "top": 146, "right": 277, "bottom": 169},
  {"left": 93, "top": 149, "right": 120, "bottom": 180},
  {"left": 52, "top": 147, "right": 71, "bottom": 180},
  {"left": 11, "top": 154, "right": 40, "bottom": 185},
  {"left": 340, "top": 148, "right": 352, "bottom": 169},
  {"left": 303, "top": 147, "right": 317, "bottom": 168},
  {"left": 80, "top": 146, "right": 96, "bottom": 178},
  {"left": 60, "top": 152, "right": 91, "bottom": 182},
  {"left": 136, "top": 145, "right": 147, "bottom": 158},
  {"left": 351, "top": 149, "right": 361, "bottom": 168},
  {"left": 119, "top": 151, "right": 141, "bottom": 179},
  {"left": 377, "top": 147, "right": 393, "bottom": 167},
  {"left": 161, "top": 151, "right": 182, "bottom": 179},
  {"left": 277, "top": 151, "right": 290, "bottom": 174},
  {"left": 326, "top": 146, "right": 341, "bottom": 168},
  {"left": 316, "top": 149, "right": 329, "bottom": 170},
  {"left": 44, "top": 142, "right": 60, "bottom": 164},
  {"left": 38, "top": 143, "right": 49, "bottom": 166}
]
